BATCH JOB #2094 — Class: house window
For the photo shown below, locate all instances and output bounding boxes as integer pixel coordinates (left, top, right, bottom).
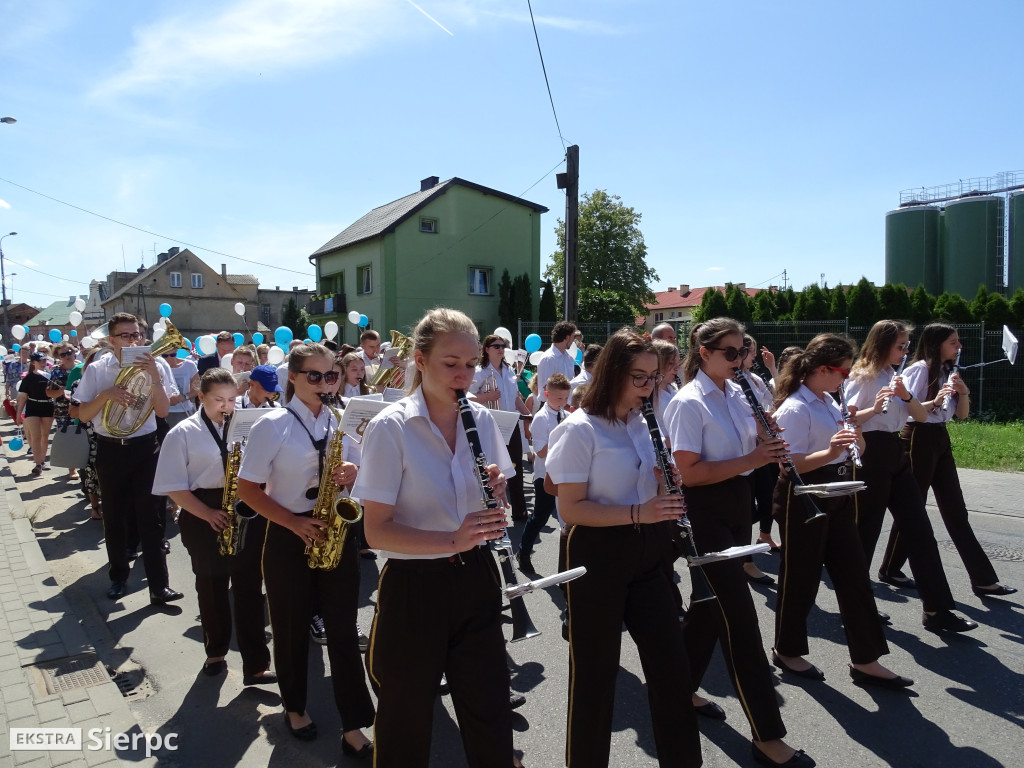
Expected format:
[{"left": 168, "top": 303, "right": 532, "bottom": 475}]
[
  {"left": 358, "top": 265, "right": 372, "bottom": 295},
  {"left": 420, "top": 217, "right": 438, "bottom": 234},
  {"left": 191, "top": 273, "right": 203, "bottom": 289},
  {"left": 654, "top": 312, "right": 664, "bottom": 322},
  {"left": 261, "top": 304, "right": 271, "bottom": 326},
  {"left": 468, "top": 267, "right": 492, "bottom": 296},
  {"left": 169, "top": 272, "right": 182, "bottom": 288}
]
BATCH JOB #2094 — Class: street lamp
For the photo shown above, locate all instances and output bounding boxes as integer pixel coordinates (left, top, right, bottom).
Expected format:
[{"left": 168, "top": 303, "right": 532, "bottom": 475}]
[{"left": 0, "top": 232, "right": 17, "bottom": 347}]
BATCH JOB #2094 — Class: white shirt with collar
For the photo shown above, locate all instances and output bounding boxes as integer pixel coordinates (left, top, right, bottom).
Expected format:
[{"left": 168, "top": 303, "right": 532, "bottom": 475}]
[
  {"left": 536, "top": 344, "right": 575, "bottom": 404},
  {"left": 74, "top": 351, "right": 176, "bottom": 439},
  {"left": 153, "top": 411, "right": 228, "bottom": 493},
  {"left": 351, "top": 386, "right": 514, "bottom": 561},
  {"left": 568, "top": 370, "right": 591, "bottom": 395},
  {"left": 846, "top": 367, "right": 911, "bottom": 433},
  {"left": 902, "top": 360, "right": 955, "bottom": 424},
  {"left": 773, "top": 384, "right": 846, "bottom": 465},
  {"left": 238, "top": 395, "right": 333, "bottom": 513},
  {"left": 275, "top": 362, "right": 290, "bottom": 404},
  {"left": 530, "top": 402, "right": 566, "bottom": 480},
  {"left": 469, "top": 363, "right": 520, "bottom": 413},
  {"left": 235, "top": 393, "right": 279, "bottom": 409},
  {"left": 664, "top": 369, "right": 756, "bottom": 473}
]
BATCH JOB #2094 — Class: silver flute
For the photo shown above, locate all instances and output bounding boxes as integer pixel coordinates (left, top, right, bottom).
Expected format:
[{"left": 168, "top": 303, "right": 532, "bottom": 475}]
[
  {"left": 942, "top": 349, "right": 962, "bottom": 411},
  {"left": 838, "top": 381, "right": 862, "bottom": 468},
  {"left": 881, "top": 353, "right": 908, "bottom": 414}
]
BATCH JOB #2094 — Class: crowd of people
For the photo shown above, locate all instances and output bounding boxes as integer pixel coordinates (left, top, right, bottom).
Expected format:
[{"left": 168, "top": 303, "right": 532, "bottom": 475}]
[{"left": 1, "top": 309, "right": 1016, "bottom": 768}]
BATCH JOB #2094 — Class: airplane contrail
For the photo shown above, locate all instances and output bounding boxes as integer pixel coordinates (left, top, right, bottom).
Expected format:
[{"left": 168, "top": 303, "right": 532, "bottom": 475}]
[{"left": 405, "top": 0, "right": 454, "bottom": 36}]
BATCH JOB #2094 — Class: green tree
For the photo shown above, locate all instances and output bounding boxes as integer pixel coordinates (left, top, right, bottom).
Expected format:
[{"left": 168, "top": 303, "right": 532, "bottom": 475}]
[
  {"left": 1010, "top": 288, "right": 1024, "bottom": 325},
  {"left": 878, "top": 283, "right": 913, "bottom": 321},
  {"left": 846, "top": 277, "right": 880, "bottom": 327},
  {"left": 774, "top": 287, "right": 795, "bottom": 320},
  {"left": 513, "top": 273, "right": 533, "bottom": 323},
  {"left": 539, "top": 280, "right": 557, "bottom": 322},
  {"left": 691, "top": 288, "right": 729, "bottom": 323},
  {"left": 829, "top": 285, "right": 848, "bottom": 320},
  {"left": 497, "top": 269, "right": 515, "bottom": 329},
  {"left": 984, "top": 293, "right": 1013, "bottom": 327},
  {"left": 578, "top": 288, "right": 637, "bottom": 325},
  {"left": 280, "top": 297, "right": 306, "bottom": 339},
  {"left": 909, "top": 284, "right": 933, "bottom": 325},
  {"left": 725, "top": 284, "right": 752, "bottom": 322},
  {"left": 794, "top": 284, "right": 829, "bottom": 321},
  {"left": 933, "top": 292, "right": 973, "bottom": 323},
  {"left": 969, "top": 285, "right": 990, "bottom": 322},
  {"left": 751, "top": 290, "right": 776, "bottom": 322},
  {"left": 544, "top": 189, "right": 658, "bottom": 319}
]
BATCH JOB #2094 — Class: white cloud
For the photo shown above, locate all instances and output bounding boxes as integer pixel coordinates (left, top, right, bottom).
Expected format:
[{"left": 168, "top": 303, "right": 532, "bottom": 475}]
[
  {"left": 23, "top": 259, "right": 37, "bottom": 266},
  {"left": 0, "top": 199, "right": 10, "bottom": 209},
  {"left": 706, "top": 266, "right": 724, "bottom": 271}
]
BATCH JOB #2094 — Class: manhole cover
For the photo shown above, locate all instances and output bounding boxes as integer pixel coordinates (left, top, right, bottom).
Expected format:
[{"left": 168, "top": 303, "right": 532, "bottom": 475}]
[
  {"left": 30, "top": 653, "right": 110, "bottom": 697},
  {"left": 938, "top": 540, "right": 1023, "bottom": 563},
  {"left": 109, "top": 668, "right": 154, "bottom": 701}
]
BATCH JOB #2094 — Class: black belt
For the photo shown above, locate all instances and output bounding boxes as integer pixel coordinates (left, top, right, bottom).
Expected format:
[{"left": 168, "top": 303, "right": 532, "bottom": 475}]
[{"left": 96, "top": 432, "right": 157, "bottom": 446}]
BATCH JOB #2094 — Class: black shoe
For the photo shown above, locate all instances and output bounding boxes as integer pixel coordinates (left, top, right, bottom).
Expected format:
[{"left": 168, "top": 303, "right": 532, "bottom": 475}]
[
  {"left": 878, "top": 571, "right": 916, "bottom": 589},
  {"left": 285, "top": 713, "right": 317, "bottom": 741},
  {"left": 357, "top": 627, "right": 369, "bottom": 653},
  {"left": 359, "top": 549, "right": 377, "bottom": 560},
  {"left": 150, "top": 586, "right": 184, "bottom": 605},
  {"left": 771, "top": 650, "right": 825, "bottom": 681},
  {"left": 923, "top": 610, "right": 978, "bottom": 633},
  {"left": 516, "top": 550, "right": 536, "bottom": 575},
  {"left": 510, "top": 690, "right": 526, "bottom": 710},
  {"left": 202, "top": 660, "right": 227, "bottom": 677},
  {"left": 877, "top": 610, "right": 891, "bottom": 624},
  {"left": 849, "top": 666, "right": 913, "bottom": 689},
  {"left": 161, "top": 539, "right": 171, "bottom": 554},
  {"left": 561, "top": 617, "right": 570, "bottom": 642},
  {"left": 747, "top": 572, "right": 776, "bottom": 585},
  {"left": 972, "top": 584, "right": 1017, "bottom": 598},
  {"left": 694, "top": 701, "right": 726, "bottom": 720},
  {"left": 751, "top": 743, "right": 816, "bottom": 767},
  {"left": 341, "top": 737, "right": 373, "bottom": 759},
  {"left": 243, "top": 670, "right": 278, "bottom": 686},
  {"left": 106, "top": 582, "right": 128, "bottom": 600},
  {"left": 310, "top": 615, "right": 327, "bottom": 645},
  {"left": 125, "top": 549, "right": 139, "bottom": 561}
]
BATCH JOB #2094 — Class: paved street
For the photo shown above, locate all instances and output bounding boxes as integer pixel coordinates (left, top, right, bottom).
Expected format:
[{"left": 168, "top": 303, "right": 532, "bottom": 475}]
[{"left": 1, "top": 418, "right": 1022, "bottom": 768}]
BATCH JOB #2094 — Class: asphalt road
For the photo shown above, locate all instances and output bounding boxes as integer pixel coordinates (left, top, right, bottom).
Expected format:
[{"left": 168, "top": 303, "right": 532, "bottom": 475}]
[{"left": 6, "top": 422, "right": 1023, "bottom": 768}]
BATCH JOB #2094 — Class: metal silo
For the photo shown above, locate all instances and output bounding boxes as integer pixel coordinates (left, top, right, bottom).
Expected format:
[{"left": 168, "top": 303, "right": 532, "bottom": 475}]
[
  {"left": 1010, "top": 192, "right": 1024, "bottom": 294},
  {"left": 940, "top": 196, "right": 1002, "bottom": 298},
  {"left": 885, "top": 206, "right": 941, "bottom": 294}
]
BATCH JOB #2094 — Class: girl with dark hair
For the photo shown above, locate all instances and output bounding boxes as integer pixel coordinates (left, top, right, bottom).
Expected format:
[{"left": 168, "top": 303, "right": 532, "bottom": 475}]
[
  {"left": 665, "top": 318, "right": 812, "bottom": 768},
  {"left": 887, "top": 323, "right": 1015, "bottom": 598},
  {"left": 771, "top": 334, "right": 912, "bottom": 689},
  {"left": 547, "top": 327, "right": 702, "bottom": 768},
  {"left": 17, "top": 350, "right": 56, "bottom": 476},
  {"left": 846, "top": 320, "right": 977, "bottom": 632}
]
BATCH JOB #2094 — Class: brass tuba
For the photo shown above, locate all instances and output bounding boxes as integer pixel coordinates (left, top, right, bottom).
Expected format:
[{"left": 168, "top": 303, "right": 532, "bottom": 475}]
[
  {"left": 102, "top": 319, "right": 187, "bottom": 437},
  {"left": 368, "top": 330, "right": 413, "bottom": 390}
]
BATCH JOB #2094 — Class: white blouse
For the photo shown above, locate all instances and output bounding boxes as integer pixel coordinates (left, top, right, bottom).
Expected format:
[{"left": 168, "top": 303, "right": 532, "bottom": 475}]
[
  {"left": 846, "top": 367, "right": 911, "bottom": 433},
  {"left": 530, "top": 403, "right": 565, "bottom": 480},
  {"left": 664, "top": 369, "right": 756, "bottom": 473},
  {"left": 903, "top": 360, "right": 955, "bottom": 424},
  {"left": 469, "top": 363, "right": 521, "bottom": 413},
  {"left": 773, "top": 384, "right": 846, "bottom": 465},
  {"left": 153, "top": 411, "right": 228, "bottom": 493}
]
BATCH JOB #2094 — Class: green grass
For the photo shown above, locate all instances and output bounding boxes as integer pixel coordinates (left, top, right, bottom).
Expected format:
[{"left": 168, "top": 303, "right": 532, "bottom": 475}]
[{"left": 948, "top": 420, "right": 1024, "bottom": 473}]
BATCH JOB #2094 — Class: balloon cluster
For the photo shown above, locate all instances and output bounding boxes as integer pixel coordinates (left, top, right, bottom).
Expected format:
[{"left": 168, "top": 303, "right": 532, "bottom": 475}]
[{"left": 347, "top": 310, "right": 369, "bottom": 328}]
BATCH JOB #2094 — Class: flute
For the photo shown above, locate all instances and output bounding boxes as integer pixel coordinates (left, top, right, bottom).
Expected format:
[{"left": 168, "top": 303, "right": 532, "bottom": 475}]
[
  {"left": 838, "top": 381, "right": 862, "bottom": 468},
  {"left": 941, "top": 349, "right": 961, "bottom": 411},
  {"left": 881, "top": 354, "right": 907, "bottom": 414}
]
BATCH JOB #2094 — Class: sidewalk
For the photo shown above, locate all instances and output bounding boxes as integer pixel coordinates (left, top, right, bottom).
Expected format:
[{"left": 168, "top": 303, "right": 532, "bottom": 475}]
[{"left": 0, "top": 453, "right": 148, "bottom": 768}]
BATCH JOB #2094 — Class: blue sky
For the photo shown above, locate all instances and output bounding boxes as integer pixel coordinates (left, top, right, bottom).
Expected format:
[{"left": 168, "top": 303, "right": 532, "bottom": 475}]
[{"left": 1, "top": 0, "right": 1021, "bottom": 316}]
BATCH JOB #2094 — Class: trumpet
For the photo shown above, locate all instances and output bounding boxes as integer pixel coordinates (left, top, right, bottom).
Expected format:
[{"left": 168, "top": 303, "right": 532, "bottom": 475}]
[
  {"left": 838, "top": 381, "right": 862, "bottom": 469},
  {"left": 639, "top": 397, "right": 716, "bottom": 605},
  {"left": 881, "top": 353, "right": 908, "bottom": 415},
  {"left": 942, "top": 349, "right": 961, "bottom": 411}
]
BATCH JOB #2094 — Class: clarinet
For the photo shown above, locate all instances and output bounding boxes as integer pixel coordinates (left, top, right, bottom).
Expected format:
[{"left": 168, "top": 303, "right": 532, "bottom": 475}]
[
  {"left": 639, "top": 398, "right": 715, "bottom": 604},
  {"left": 941, "top": 349, "right": 961, "bottom": 411},
  {"left": 838, "top": 381, "right": 863, "bottom": 469},
  {"left": 732, "top": 369, "right": 824, "bottom": 523},
  {"left": 881, "top": 354, "right": 908, "bottom": 414},
  {"left": 455, "top": 390, "right": 540, "bottom": 642}
]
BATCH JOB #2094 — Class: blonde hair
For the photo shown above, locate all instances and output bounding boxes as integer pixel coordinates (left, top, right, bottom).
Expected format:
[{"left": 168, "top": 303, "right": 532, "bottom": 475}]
[
  {"left": 341, "top": 351, "right": 372, "bottom": 395},
  {"left": 408, "top": 308, "right": 478, "bottom": 392}
]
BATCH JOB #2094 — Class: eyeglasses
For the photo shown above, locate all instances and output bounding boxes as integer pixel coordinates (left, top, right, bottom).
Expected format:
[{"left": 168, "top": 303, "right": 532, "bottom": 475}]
[
  {"left": 488, "top": 343, "right": 507, "bottom": 350},
  {"left": 58, "top": 350, "right": 76, "bottom": 358},
  {"left": 706, "top": 345, "right": 750, "bottom": 362},
  {"left": 114, "top": 332, "right": 144, "bottom": 342},
  {"left": 161, "top": 353, "right": 177, "bottom": 358},
  {"left": 631, "top": 372, "right": 664, "bottom": 387},
  {"left": 297, "top": 370, "right": 340, "bottom": 385},
  {"left": 826, "top": 365, "right": 851, "bottom": 379},
  {"left": 897, "top": 341, "right": 911, "bottom": 352}
]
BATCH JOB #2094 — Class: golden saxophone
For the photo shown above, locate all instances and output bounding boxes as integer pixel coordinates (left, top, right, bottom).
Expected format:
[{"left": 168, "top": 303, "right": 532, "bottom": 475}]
[
  {"left": 307, "top": 395, "right": 363, "bottom": 570},
  {"left": 218, "top": 436, "right": 258, "bottom": 556}
]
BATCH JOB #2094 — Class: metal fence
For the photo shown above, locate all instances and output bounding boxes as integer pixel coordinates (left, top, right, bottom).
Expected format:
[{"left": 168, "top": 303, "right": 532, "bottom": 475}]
[{"left": 516, "top": 319, "right": 1023, "bottom": 419}]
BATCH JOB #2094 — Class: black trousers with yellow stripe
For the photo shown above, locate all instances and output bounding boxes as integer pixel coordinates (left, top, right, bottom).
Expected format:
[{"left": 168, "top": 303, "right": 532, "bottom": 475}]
[
  {"left": 366, "top": 547, "right": 511, "bottom": 768},
  {"left": 566, "top": 522, "right": 701, "bottom": 768},
  {"left": 772, "top": 467, "right": 888, "bottom": 664},
  {"left": 682, "top": 477, "right": 786, "bottom": 743},
  {"left": 261, "top": 515, "right": 374, "bottom": 729}
]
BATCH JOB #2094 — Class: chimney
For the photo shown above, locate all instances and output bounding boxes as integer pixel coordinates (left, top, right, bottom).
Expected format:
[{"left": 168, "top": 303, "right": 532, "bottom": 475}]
[
  {"left": 168, "top": 246, "right": 180, "bottom": 257},
  {"left": 221, "top": 264, "right": 227, "bottom": 278},
  {"left": 679, "top": 284, "right": 689, "bottom": 294},
  {"left": 420, "top": 175, "right": 439, "bottom": 192},
  {"left": 737, "top": 283, "right": 746, "bottom": 291},
  {"left": 292, "top": 286, "right": 298, "bottom": 292},
  {"left": 68, "top": 295, "right": 76, "bottom": 306},
  {"left": 276, "top": 286, "right": 280, "bottom": 291},
  {"left": 666, "top": 287, "right": 676, "bottom": 292}
]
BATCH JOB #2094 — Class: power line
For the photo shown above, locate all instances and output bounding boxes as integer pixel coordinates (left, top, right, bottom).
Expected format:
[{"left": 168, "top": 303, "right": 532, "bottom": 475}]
[
  {"left": 7, "top": 287, "right": 74, "bottom": 300},
  {"left": 5, "top": 257, "right": 90, "bottom": 285},
  {"left": 0, "top": 176, "right": 315, "bottom": 277},
  {"left": 527, "top": 0, "right": 567, "bottom": 150}
]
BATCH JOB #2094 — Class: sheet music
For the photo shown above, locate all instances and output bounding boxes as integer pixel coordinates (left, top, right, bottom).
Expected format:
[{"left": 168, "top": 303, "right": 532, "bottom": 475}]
[
  {"left": 377, "top": 346, "right": 403, "bottom": 372},
  {"left": 119, "top": 345, "right": 152, "bottom": 368},
  {"left": 225, "top": 408, "right": 272, "bottom": 444},
  {"left": 488, "top": 409, "right": 522, "bottom": 443},
  {"left": 383, "top": 387, "right": 405, "bottom": 403},
  {"left": 339, "top": 397, "right": 389, "bottom": 442}
]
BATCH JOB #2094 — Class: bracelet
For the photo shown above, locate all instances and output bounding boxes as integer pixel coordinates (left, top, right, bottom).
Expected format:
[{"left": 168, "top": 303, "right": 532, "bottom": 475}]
[{"left": 901, "top": 394, "right": 913, "bottom": 402}]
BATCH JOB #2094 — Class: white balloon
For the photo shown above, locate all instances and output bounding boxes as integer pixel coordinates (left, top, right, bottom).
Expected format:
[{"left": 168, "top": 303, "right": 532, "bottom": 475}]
[
  {"left": 221, "top": 353, "right": 233, "bottom": 369},
  {"left": 324, "top": 320, "right": 339, "bottom": 340},
  {"left": 348, "top": 310, "right": 361, "bottom": 325},
  {"left": 11, "top": 325, "right": 25, "bottom": 340},
  {"left": 36, "top": 334, "right": 43, "bottom": 341},
  {"left": 80, "top": 337, "right": 96, "bottom": 349},
  {"left": 0, "top": 346, "right": 6, "bottom": 356},
  {"left": 567, "top": 342, "right": 579, "bottom": 360},
  {"left": 197, "top": 335, "right": 217, "bottom": 355},
  {"left": 494, "top": 326, "right": 513, "bottom": 345},
  {"left": 63, "top": 334, "right": 69, "bottom": 341},
  {"left": 504, "top": 347, "right": 517, "bottom": 367},
  {"left": 153, "top": 327, "right": 165, "bottom": 342},
  {"left": 234, "top": 302, "right": 245, "bottom": 316},
  {"left": 267, "top": 346, "right": 285, "bottom": 365},
  {"left": 69, "top": 311, "right": 83, "bottom": 326},
  {"left": 529, "top": 350, "right": 544, "bottom": 366},
  {"left": 74, "top": 298, "right": 86, "bottom": 312}
]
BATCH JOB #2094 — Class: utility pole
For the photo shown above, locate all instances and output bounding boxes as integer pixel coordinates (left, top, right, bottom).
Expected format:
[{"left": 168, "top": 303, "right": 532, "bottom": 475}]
[
  {"left": 557, "top": 145, "right": 579, "bottom": 321},
  {"left": 0, "top": 232, "right": 16, "bottom": 347}
]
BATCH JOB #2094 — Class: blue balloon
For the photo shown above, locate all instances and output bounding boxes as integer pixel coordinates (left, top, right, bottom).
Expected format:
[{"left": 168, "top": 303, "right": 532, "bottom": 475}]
[
  {"left": 575, "top": 348, "right": 583, "bottom": 365},
  {"left": 12, "top": 343, "right": 20, "bottom": 352},
  {"left": 233, "top": 332, "right": 244, "bottom": 347},
  {"left": 182, "top": 337, "right": 192, "bottom": 352},
  {"left": 308, "top": 324, "right": 323, "bottom": 342},
  {"left": 70, "top": 330, "right": 77, "bottom": 337},
  {"left": 252, "top": 332, "right": 264, "bottom": 345},
  {"left": 358, "top": 314, "right": 369, "bottom": 328},
  {"left": 9, "top": 436, "right": 23, "bottom": 451},
  {"left": 48, "top": 329, "right": 62, "bottom": 343},
  {"left": 274, "top": 326, "right": 294, "bottom": 347},
  {"left": 159, "top": 303, "right": 173, "bottom": 318},
  {"left": 524, "top": 334, "right": 542, "bottom": 353},
  {"left": 304, "top": 339, "right": 311, "bottom": 344},
  {"left": 176, "top": 349, "right": 190, "bottom": 359}
]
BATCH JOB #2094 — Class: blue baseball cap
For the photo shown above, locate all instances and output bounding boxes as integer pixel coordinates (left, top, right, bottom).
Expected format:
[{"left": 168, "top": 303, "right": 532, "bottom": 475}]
[{"left": 249, "top": 364, "right": 283, "bottom": 393}]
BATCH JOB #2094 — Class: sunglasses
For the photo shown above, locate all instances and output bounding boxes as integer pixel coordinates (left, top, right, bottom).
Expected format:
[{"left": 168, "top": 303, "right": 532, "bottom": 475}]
[
  {"left": 488, "top": 343, "right": 507, "bottom": 350},
  {"left": 161, "top": 353, "right": 177, "bottom": 358},
  {"left": 58, "top": 350, "right": 76, "bottom": 358},
  {"left": 826, "top": 365, "right": 851, "bottom": 379},
  {"left": 297, "top": 370, "right": 340, "bottom": 385},
  {"left": 631, "top": 372, "right": 664, "bottom": 387},
  {"left": 706, "top": 345, "right": 750, "bottom": 362}
]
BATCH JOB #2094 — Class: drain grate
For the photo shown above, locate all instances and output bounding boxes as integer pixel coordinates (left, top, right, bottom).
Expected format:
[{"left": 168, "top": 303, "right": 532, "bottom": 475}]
[
  {"left": 30, "top": 652, "right": 110, "bottom": 697},
  {"left": 109, "top": 668, "right": 154, "bottom": 701},
  {"left": 938, "top": 540, "right": 1023, "bottom": 563}
]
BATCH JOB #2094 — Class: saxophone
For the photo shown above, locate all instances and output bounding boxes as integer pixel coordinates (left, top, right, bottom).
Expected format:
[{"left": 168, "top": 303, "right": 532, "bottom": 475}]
[
  {"left": 307, "top": 395, "right": 363, "bottom": 570},
  {"left": 218, "top": 438, "right": 257, "bottom": 556}
]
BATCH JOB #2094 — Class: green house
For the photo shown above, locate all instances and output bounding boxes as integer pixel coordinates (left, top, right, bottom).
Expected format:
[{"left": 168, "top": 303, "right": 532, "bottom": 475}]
[{"left": 308, "top": 176, "right": 547, "bottom": 345}]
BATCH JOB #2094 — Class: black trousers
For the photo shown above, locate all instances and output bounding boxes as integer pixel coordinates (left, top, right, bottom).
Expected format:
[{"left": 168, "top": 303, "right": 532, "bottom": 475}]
[
  {"left": 95, "top": 434, "right": 168, "bottom": 589},
  {"left": 179, "top": 489, "right": 270, "bottom": 675},
  {"left": 682, "top": 478, "right": 785, "bottom": 743},
  {"left": 751, "top": 463, "right": 780, "bottom": 535},
  {"left": 853, "top": 432, "right": 954, "bottom": 612},
  {"left": 367, "top": 548, "right": 511, "bottom": 768},
  {"left": 261, "top": 516, "right": 374, "bottom": 729},
  {"left": 519, "top": 477, "right": 556, "bottom": 555},
  {"left": 773, "top": 466, "right": 888, "bottom": 664},
  {"left": 506, "top": 422, "right": 526, "bottom": 520},
  {"left": 884, "top": 423, "right": 998, "bottom": 587},
  {"left": 565, "top": 523, "right": 701, "bottom": 768}
]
